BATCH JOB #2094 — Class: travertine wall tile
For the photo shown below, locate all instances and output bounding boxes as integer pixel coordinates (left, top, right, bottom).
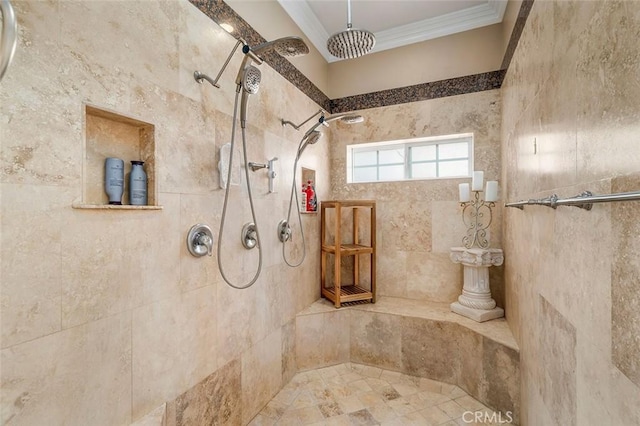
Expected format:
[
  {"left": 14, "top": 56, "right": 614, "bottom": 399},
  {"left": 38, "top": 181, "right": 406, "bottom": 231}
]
[
  {"left": 1, "top": 0, "right": 328, "bottom": 424},
  {"left": 350, "top": 311, "right": 402, "bottom": 371},
  {"left": 281, "top": 319, "right": 297, "bottom": 385},
  {"left": 0, "top": 184, "right": 75, "bottom": 348},
  {"left": 405, "top": 252, "right": 462, "bottom": 303},
  {"left": 296, "top": 310, "right": 350, "bottom": 371},
  {"left": 173, "top": 359, "right": 242, "bottom": 426},
  {"left": 480, "top": 337, "right": 520, "bottom": 421},
  {"left": 502, "top": 0, "right": 640, "bottom": 422},
  {"left": 611, "top": 173, "right": 640, "bottom": 388},
  {"left": 132, "top": 285, "right": 217, "bottom": 420},
  {"left": 330, "top": 90, "right": 502, "bottom": 302},
  {"left": 400, "top": 318, "right": 458, "bottom": 383},
  {"left": 538, "top": 297, "right": 576, "bottom": 426},
  {"left": 1, "top": 312, "right": 132, "bottom": 425},
  {"left": 241, "top": 329, "right": 284, "bottom": 424}
]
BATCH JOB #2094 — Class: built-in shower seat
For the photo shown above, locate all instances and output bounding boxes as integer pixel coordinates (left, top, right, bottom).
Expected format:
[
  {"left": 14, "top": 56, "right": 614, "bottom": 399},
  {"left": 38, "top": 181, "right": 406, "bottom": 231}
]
[{"left": 295, "top": 296, "right": 520, "bottom": 423}]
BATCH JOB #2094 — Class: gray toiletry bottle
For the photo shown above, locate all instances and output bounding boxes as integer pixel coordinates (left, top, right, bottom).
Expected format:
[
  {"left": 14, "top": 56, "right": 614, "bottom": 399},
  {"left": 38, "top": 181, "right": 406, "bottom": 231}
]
[
  {"left": 104, "top": 157, "right": 124, "bottom": 205},
  {"left": 129, "top": 160, "right": 147, "bottom": 205}
]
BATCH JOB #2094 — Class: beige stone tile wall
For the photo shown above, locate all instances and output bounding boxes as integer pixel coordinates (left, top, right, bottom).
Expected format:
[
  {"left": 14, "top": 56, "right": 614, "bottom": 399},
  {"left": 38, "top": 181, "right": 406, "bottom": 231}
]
[
  {"left": 0, "top": 1, "right": 328, "bottom": 424},
  {"left": 328, "top": 90, "right": 503, "bottom": 305},
  {"left": 502, "top": 0, "right": 640, "bottom": 424}
]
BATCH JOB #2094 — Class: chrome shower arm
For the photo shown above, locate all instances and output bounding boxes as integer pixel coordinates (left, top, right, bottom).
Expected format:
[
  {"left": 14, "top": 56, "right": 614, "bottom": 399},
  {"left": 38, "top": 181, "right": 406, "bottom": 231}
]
[
  {"left": 281, "top": 109, "right": 325, "bottom": 130},
  {"left": 194, "top": 38, "right": 245, "bottom": 89},
  {"left": 0, "top": 0, "right": 18, "bottom": 82}
]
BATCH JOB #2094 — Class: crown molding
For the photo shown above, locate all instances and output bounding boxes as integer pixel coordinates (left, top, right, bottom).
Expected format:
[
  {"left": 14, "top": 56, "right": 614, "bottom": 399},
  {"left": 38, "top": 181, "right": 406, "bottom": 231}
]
[{"left": 278, "top": 0, "right": 508, "bottom": 63}]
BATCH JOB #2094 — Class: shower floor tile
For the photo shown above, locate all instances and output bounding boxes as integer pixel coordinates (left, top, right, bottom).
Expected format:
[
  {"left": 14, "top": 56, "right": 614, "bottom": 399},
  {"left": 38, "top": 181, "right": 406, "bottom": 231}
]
[{"left": 249, "top": 363, "right": 513, "bottom": 426}]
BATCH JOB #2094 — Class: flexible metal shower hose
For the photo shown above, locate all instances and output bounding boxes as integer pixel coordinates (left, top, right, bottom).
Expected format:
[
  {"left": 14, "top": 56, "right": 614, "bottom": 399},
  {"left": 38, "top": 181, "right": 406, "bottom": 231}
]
[
  {"left": 282, "top": 148, "right": 307, "bottom": 268},
  {"left": 217, "top": 89, "right": 263, "bottom": 289}
]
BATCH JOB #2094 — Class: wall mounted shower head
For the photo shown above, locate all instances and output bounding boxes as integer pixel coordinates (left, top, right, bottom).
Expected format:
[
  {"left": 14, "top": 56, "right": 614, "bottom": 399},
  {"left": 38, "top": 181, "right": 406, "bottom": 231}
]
[
  {"left": 245, "top": 36, "right": 309, "bottom": 60},
  {"left": 340, "top": 114, "right": 364, "bottom": 124},
  {"left": 322, "top": 113, "right": 365, "bottom": 125}
]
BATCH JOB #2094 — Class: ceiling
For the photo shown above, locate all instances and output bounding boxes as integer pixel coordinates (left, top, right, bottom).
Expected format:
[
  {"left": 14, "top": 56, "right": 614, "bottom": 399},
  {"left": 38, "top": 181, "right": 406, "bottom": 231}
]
[{"left": 277, "top": 0, "right": 508, "bottom": 62}]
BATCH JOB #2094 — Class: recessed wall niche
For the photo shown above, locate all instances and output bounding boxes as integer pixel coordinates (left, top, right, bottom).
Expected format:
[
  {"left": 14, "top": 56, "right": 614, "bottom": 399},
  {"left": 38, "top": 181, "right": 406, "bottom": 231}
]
[
  {"left": 75, "top": 105, "right": 160, "bottom": 210},
  {"left": 301, "top": 167, "right": 317, "bottom": 214}
]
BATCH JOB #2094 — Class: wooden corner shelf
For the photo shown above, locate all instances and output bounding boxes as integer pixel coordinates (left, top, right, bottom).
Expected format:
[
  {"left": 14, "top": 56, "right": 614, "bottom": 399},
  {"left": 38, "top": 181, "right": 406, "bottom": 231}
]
[{"left": 320, "top": 200, "right": 376, "bottom": 308}]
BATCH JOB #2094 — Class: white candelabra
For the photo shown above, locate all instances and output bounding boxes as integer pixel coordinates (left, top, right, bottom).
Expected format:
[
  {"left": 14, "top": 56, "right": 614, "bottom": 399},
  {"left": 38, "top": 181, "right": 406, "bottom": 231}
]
[
  {"left": 458, "top": 171, "right": 498, "bottom": 249},
  {"left": 451, "top": 171, "right": 504, "bottom": 322}
]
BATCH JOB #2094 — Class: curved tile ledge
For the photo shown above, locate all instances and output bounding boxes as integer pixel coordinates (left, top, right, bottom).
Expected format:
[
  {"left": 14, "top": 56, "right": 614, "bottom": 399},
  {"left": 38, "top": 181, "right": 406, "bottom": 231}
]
[{"left": 296, "top": 296, "right": 520, "bottom": 423}]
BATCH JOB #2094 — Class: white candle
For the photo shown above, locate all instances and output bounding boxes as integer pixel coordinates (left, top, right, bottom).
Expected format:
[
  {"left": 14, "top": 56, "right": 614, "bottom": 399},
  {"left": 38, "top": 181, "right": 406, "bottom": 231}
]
[
  {"left": 472, "top": 171, "right": 484, "bottom": 191},
  {"left": 485, "top": 180, "right": 498, "bottom": 202},
  {"left": 459, "top": 183, "right": 470, "bottom": 203}
]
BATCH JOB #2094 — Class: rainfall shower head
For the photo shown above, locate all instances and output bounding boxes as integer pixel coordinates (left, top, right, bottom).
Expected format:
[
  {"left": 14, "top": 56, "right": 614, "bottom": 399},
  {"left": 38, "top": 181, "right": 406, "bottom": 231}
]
[{"left": 327, "top": 0, "right": 375, "bottom": 59}]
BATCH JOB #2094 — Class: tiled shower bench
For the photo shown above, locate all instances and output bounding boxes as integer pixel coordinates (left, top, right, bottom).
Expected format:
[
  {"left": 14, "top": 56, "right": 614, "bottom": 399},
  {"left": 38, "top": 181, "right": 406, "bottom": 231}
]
[{"left": 295, "top": 296, "right": 520, "bottom": 423}]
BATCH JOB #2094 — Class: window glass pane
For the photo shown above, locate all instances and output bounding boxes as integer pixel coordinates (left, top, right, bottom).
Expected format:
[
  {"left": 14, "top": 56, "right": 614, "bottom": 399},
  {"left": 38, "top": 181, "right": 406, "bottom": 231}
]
[
  {"left": 378, "top": 148, "right": 404, "bottom": 165},
  {"left": 353, "top": 166, "right": 377, "bottom": 182},
  {"left": 347, "top": 136, "right": 472, "bottom": 183},
  {"left": 411, "top": 163, "right": 437, "bottom": 179},
  {"left": 353, "top": 151, "right": 377, "bottom": 166},
  {"left": 411, "top": 145, "right": 436, "bottom": 162},
  {"left": 438, "top": 142, "right": 468, "bottom": 160},
  {"left": 439, "top": 160, "right": 469, "bottom": 177},
  {"left": 378, "top": 165, "right": 404, "bottom": 180}
]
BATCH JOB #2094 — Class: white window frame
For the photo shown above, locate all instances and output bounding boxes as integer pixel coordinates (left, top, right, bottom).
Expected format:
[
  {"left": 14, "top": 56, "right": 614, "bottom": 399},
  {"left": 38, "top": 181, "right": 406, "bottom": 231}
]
[{"left": 346, "top": 133, "right": 474, "bottom": 183}]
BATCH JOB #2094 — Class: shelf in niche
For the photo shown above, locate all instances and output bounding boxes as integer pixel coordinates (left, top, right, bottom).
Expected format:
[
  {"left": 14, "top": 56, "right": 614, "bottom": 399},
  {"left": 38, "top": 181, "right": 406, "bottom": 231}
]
[
  {"left": 81, "top": 104, "right": 159, "bottom": 209},
  {"left": 72, "top": 203, "right": 163, "bottom": 211}
]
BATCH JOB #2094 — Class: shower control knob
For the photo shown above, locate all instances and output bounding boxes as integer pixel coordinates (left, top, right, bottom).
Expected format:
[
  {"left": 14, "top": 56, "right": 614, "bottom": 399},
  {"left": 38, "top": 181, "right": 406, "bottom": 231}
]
[
  {"left": 187, "top": 224, "right": 214, "bottom": 257},
  {"left": 242, "top": 222, "right": 258, "bottom": 250}
]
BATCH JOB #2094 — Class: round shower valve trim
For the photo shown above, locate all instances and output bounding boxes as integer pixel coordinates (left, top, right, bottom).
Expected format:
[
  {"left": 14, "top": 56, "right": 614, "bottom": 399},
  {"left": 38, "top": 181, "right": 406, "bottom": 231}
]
[
  {"left": 187, "top": 224, "right": 214, "bottom": 257},
  {"left": 242, "top": 222, "right": 258, "bottom": 250},
  {"left": 278, "top": 219, "right": 292, "bottom": 243}
]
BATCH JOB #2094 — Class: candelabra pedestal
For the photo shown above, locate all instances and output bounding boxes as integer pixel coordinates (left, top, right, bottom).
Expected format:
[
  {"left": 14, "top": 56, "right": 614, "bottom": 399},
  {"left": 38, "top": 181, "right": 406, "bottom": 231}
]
[{"left": 450, "top": 247, "right": 504, "bottom": 322}]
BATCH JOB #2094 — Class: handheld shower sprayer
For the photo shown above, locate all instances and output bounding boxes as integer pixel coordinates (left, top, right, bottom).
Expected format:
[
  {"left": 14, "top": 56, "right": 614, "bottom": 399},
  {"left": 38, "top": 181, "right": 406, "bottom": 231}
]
[
  {"left": 297, "top": 130, "right": 323, "bottom": 159},
  {"left": 194, "top": 34, "right": 310, "bottom": 290},
  {"left": 279, "top": 111, "right": 365, "bottom": 268},
  {"left": 239, "top": 64, "right": 262, "bottom": 128}
]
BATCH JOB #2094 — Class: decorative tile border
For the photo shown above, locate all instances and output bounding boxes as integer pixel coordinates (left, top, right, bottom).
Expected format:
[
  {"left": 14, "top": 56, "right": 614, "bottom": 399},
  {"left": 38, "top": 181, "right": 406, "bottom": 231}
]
[
  {"left": 329, "top": 70, "right": 506, "bottom": 113},
  {"left": 189, "top": 0, "right": 533, "bottom": 113},
  {"left": 500, "top": 0, "right": 535, "bottom": 71},
  {"left": 188, "top": 0, "right": 331, "bottom": 111}
]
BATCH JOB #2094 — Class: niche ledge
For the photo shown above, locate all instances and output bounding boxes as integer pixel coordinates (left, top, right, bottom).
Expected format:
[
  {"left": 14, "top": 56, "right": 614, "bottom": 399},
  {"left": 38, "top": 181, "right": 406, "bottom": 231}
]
[
  {"left": 80, "top": 104, "right": 160, "bottom": 209},
  {"left": 72, "top": 202, "right": 163, "bottom": 211}
]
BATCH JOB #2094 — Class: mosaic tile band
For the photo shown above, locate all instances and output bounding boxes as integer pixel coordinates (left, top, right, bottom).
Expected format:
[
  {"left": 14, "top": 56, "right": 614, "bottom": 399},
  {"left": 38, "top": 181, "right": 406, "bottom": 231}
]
[{"left": 190, "top": 0, "right": 533, "bottom": 113}]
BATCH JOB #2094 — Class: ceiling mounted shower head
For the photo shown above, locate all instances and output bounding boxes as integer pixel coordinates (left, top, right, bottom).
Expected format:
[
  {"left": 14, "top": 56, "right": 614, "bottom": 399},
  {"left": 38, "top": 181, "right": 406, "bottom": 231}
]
[{"left": 327, "top": 0, "right": 376, "bottom": 59}]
